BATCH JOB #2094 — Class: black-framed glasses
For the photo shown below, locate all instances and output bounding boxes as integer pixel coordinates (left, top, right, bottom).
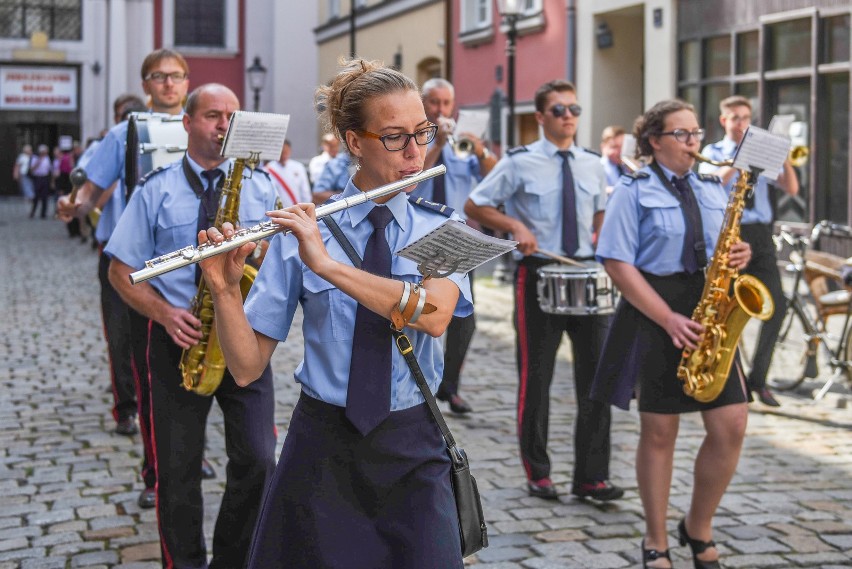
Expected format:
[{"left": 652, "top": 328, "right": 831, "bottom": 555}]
[
  {"left": 548, "top": 103, "right": 582, "bottom": 118},
  {"left": 658, "top": 128, "right": 706, "bottom": 143},
  {"left": 144, "top": 72, "right": 188, "bottom": 84},
  {"left": 359, "top": 124, "right": 438, "bottom": 151}
]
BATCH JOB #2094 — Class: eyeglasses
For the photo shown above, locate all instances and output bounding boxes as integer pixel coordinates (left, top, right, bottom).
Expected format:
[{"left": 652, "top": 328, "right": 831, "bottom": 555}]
[
  {"left": 358, "top": 124, "right": 438, "bottom": 151},
  {"left": 658, "top": 128, "right": 706, "bottom": 143},
  {"left": 547, "top": 103, "right": 582, "bottom": 118},
  {"left": 144, "top": 72, "right": 188, "bottom": 84}
]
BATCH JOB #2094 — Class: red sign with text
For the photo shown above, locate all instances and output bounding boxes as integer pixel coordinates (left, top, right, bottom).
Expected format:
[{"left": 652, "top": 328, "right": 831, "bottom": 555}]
[{"left": 0, "top": 65, "right": 78, "bottom": 111}]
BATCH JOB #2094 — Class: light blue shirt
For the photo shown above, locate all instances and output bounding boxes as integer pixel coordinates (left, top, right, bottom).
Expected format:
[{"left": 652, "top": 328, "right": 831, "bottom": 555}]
[
  {"left": 595, "top": 164, "right": 728, "bottom": 276},
  {"left": 468, "top": 138, "right": 607, "bottom": 259},
  {"left": 76, "top": 139, "right": 101, "bottom": 171},
  {"left": 408, "top": 142, "right": 480, "bottom": 216},
  {"left": 86, "top": 120, "right": 129, "bottom": 243},
  {"left": 244, "top": 179, "right": 474, "bottom": 411},
  {"left": 699, "top": 137, "right": 772, "bottom": 225},
  {"left": 313, "top": 152, "right": 351, "bottom": 194},
  {"left": 600, "top": 156, "right": 624, "bottom": 188},
  {"left": 105, "top": 155, "right": 278, "bottom": 308}
]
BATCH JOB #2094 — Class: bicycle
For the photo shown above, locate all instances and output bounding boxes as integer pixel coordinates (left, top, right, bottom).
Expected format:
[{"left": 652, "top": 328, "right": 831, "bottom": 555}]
[{"left": 763, "top": 222, "right": 852, "bottom": 399}]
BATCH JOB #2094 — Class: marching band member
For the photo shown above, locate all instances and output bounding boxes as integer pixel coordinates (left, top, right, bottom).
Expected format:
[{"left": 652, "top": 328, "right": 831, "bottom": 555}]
[
  {"left": 592, "top": 99, "right": 752, "bottom": 569},
  {"left": 106, "top": 84, "right": 278, "bottom": 569},
  {"left": 198, "top": 58, "right": 472, "bottom": 568},
  {"left": 265, "top": 139, "right": 313, "bottom": 207},
  {"left": 700, "top": 95, "right": 799, "bottom": 407},
  {"left": 409, "top": 77, "right": 497, "bottom": 414},
  {"left": 465, "top": 79, "right": 623, "bottom": 502},
  {"left": 56, "top": 49, "right": 194, "bottom": 509}
]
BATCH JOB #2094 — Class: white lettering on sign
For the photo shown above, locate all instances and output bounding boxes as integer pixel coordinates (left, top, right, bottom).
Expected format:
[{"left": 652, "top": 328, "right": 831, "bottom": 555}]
[{"left": 0, "top": 66, "right": 78, "bottom": 111}]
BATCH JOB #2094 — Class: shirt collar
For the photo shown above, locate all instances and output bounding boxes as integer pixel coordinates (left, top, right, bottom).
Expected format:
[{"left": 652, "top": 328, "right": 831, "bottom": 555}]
[
  {"left": 541, "top": 137, "right": 578, "bottom": 158},
  {"left": 185, "top": 153, "right": 230, "bottom": 180},
  {"left": 656, "top": 161, "right": 695, "bottom": 183},
  {"left": 340, "top": 178, "right": 410, "bottom": 232}
]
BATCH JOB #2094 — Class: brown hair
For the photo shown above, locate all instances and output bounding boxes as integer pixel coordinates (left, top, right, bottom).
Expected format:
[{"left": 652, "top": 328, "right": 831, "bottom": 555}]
[
  {"left": 601, "top": 125, "right": 625, "bottom": 143},
  {"left": 533, "top": 80, "right": 576, "bottom": 113},
  {"left": 140, "top": 49, "right": 189, "bottom": 80},
  {"left": 719, "top": 95, "right": 751, "bottom": 114},
  {"left": 633, "top": 99, "right": 696, "bottom": 158},
  {"left": 315, "top": 58, "right": 418, "bottom": 153}
]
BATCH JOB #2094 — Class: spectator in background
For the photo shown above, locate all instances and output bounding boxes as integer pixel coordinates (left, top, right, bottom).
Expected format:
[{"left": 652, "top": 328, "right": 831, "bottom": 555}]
[
  {"left": 265, "top": 139, "right": 312, "bottom": 207},
  {"left": 600, "top": 125, "right": 626, "bottom": 193},
  {"left": 13, "top": 144, "right": 33, "bottom": 201},
  {"left": 29, "top": 144, "right": 52, "bottom": 219},
  {"left": 55, "top": 139, "right": 80, "bottom": 238},
  {"left": 308, "top": 132, "right": 340, "bottom": 186},
  {"left": 312, "top": 150, "right": 351, "bottom": 204}
]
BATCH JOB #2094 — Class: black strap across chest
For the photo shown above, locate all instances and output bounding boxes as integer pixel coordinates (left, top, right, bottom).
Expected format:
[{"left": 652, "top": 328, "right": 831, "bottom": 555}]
[{"left": 649, "top": 161, "right": 707, "bottom": 270}]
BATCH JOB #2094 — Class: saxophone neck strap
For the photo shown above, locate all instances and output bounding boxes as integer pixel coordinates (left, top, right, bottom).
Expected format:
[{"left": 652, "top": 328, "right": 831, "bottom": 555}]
[
  {"left": 181, "top": 154, "right": 226, "bottom": 200},
  {"left": 649, "top": 161, "right": 708, "bottom": 270}
]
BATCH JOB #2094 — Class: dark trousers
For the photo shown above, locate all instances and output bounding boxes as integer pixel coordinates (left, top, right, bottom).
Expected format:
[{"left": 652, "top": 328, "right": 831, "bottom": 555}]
[
  {"left": 29, "top": 175, "right": 50, "bottom": 218},
  {"left": 514, "top": 258, "right": 612, "bottom": 485},
  {"left": 98, "top": 251, "right": 137, "bottom": 423},
  {"left": 128, "top": 308, "right": 156, "bottom": 489},
  {"left": 439, "top": 271, "right": 476, "bottom": 397},
  {"left": 247, "top": 393, "right": 463, "bottom": 569},
  {"left": 147, "top": 322, "right": 275, "bottom": 569},
  {"left": 740, "top": 223, "right": 785, "bottom": 389}
]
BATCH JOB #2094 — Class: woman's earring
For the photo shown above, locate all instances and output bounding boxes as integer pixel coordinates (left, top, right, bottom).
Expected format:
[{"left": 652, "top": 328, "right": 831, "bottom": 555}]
[{"left": 354, "top": 158, "right": 361, "bottom": 171}]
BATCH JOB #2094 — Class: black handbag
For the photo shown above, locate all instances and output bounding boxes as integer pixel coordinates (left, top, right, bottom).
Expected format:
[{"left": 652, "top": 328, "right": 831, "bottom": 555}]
[
  {"left": 393, "top": 331, "right": 489, "bottom": 558},
  {"left": 322, "top": 215, "right": 488, "bottom": 557}
]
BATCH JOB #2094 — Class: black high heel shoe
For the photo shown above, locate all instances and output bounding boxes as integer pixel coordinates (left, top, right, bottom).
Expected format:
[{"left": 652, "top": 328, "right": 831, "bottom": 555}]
[
  {"left": 678, "top": 518, "right": 721, "bottom": 569},
  {"left": 641, "top": 539, "right": 671, "bottom": 569}
]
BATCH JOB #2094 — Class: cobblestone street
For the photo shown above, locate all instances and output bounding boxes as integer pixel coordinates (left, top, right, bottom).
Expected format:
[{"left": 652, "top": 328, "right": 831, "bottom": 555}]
[{"left": 1, "top": 197, "right": 850, "bottom": 568}]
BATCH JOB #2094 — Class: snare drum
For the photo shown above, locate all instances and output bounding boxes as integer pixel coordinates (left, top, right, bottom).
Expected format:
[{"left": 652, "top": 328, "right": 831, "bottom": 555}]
[
  {"left": 536, "top": 262, "right": 620, "bottom": 315},
  {"left": 125, "top": 112, "right": 188, "bottom": 198}
]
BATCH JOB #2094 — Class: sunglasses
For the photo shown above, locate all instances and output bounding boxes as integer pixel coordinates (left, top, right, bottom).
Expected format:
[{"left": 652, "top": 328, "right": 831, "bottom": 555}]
[{"left": 547, "top": 103, "right": 582, "bottom": 118}]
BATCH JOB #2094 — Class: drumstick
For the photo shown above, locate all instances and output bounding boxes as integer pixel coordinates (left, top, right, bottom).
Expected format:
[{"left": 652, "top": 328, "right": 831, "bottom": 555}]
[{"left": 535, "top": 248, "right": 586, "bottom": 267}]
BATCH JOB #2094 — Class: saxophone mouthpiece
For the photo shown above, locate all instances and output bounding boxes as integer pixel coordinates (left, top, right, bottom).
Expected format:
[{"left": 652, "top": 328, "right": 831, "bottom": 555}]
[{"left": 217, "top": 134, "right": 225, "bottom": 142}]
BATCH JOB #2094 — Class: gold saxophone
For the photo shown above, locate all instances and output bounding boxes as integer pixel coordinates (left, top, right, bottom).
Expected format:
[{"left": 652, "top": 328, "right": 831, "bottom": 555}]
[
  {"left": 180, "top": 156, "right": 259, "bottom": 395},
  {"left": 676, "top": 153, "right": 775, "bottom": 402}
]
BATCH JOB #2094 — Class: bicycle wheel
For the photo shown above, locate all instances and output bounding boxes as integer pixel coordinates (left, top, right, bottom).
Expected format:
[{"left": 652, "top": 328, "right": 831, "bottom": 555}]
[{"left": 768, "top": 298, "right": 816, "bottom": 392}]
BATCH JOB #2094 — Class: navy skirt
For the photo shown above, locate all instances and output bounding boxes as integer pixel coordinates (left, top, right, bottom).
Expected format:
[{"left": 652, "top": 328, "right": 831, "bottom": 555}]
[
  {"left": 591, "top": 271, "right": 747, "bottom": 413},
  {"left": 246, "top": 392, "right": 464, "bottom": 569}
]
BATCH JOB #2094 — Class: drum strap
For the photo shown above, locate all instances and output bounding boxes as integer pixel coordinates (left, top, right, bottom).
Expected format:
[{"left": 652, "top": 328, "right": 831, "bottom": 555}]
[
  {"left": 125, "top": 115, "right": 139, "bottom": 201},
  {"left": 266, "top": 164, "right": 298, "bottom": 205},
  {"left": 649, "top": 162, "right": 707, "bottom": 273}
]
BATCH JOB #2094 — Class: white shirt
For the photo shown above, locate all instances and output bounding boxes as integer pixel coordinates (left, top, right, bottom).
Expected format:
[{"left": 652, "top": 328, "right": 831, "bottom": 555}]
[
  {"left": 265, "top": 159, "right": 312, "bottom": 207},
  {"left": 15, "top": 153, "right": 30, "bottom": 176}
]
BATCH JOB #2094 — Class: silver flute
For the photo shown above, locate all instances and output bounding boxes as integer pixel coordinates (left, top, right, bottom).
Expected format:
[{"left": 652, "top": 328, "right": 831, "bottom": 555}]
[{"left": 129, "top": 165, "right": 446, "bottom": 285}]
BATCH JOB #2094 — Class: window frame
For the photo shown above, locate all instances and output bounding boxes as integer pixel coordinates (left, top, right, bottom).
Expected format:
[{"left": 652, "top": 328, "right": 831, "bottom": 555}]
[{"left": 161, "top": 0, "right": 238, "bottom": 55}]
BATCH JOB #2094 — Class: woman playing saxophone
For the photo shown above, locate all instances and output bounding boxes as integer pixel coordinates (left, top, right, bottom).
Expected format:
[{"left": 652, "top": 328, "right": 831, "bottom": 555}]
[{"left": 590, "top": 100, "right": 751, "bottom": 569}]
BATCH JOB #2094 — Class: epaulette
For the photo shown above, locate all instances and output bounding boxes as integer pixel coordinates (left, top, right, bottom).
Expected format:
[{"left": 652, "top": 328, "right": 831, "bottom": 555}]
[
  {"left": 697, "top": 173, "right": 722, "bottom": 184},
  {"left": 252, "top": 168, "right": 271, "bottom": 180},
  {"left": 619, "top": 172, "right": 650, "bottom": 183},
  {"left": 408, "top": 196, "right": 455, "bottom": 217},
  {"left": 581, "top": 147, "right": 602, "bottom": 157},
  {"left": 138, "top": 165, "right": 167, "bottom": 186},
  {"left": 507, "top": 145, "right": 529, "bottom": 156}
]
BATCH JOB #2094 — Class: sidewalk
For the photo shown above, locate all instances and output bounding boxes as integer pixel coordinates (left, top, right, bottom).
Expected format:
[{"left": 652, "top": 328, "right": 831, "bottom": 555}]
[{"left": 0, "top": 197, "right": 850, "bottom": 568}]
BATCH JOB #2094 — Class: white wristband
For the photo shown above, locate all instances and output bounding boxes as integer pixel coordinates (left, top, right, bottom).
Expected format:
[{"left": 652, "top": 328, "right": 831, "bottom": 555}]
[
  {"left": 410, "top": 287, "right": 427, "bottom": 324},
  {"left": 398, "top": 281, "right": 411, "bottom": 313}
]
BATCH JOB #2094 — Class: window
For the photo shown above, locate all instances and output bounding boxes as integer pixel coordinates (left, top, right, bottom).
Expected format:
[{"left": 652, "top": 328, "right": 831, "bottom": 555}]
[
  {"left": 736, "top": 31, "right": 759, "bottom": 74},
  {"left": 328, "top": 0, "right": 341, "bottom": 19},
  {"left": 175, "top": 0, "right": 225, "bottom": 47},
  {"left": 0, "top": 0, "right": 81, "bottom": 40},
  {"left": 821, "top": 15, "right": 850, "bottom": 64},
  {"left": 703, "top": 35, "right": 731, "bottom": 78},
  {"left": 521, "top": 0, "right": 542, "bottom": 15},
  {"left": 461, "top": 0, "right": 491, "bottom": 32},
  {"left": 355, "top": 0, "right": 367, "bottom": 9},
  {"left": 679, "top": 40, "right": 701, "bottom": 82},
  {"left": 767, "top": 18, "right": 811, "bottom": 70}
]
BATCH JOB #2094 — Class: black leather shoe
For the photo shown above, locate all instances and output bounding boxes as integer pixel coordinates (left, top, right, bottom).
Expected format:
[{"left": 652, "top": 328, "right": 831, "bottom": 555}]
[
  {"left": 137, "top": 487, "right": 156, "bottom": 509},
  {"left": 201, "top": 458, "right": 217, "bottom": 480},
  {"left": 115, "top": 416, "right": 138, "bottom": 436},
  {"left": 527, "top": 478, "right": 559, "bottom": 500},
  {"left": 642, "top": 539, "right": 672, "bottom": 569},
  {"left": 448, "top": 394, "right": 473, "bottom": 414},
  {"left": 678, "top": 518, "right": 721, "bottom": 569},
  {"left": 755, "top": 387, "right": 781, "bottom": 407},
  {"left": 571, "top": 480, "right": 625, "bottom": 502}
]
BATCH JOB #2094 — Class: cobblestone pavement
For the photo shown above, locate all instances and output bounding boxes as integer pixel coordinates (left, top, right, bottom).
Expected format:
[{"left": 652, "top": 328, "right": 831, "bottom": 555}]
[{"left": 1, "top": 197, "right": 850, "bottom": 568}]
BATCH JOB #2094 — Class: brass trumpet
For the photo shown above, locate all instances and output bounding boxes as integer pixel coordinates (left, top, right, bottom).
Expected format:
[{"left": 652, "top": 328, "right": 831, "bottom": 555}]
[{"left": 789, "top": 145, "right": 809, "bottom": 167}]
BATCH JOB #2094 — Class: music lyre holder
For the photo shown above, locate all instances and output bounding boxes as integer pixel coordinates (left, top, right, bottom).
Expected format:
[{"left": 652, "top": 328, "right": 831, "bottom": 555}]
[{"left": 416, "top": 252, "right": 465, "bottom": 281}]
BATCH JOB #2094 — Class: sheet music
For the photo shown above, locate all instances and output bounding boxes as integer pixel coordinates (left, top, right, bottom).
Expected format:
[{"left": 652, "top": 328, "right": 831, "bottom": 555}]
[
  {"left": 221, "top": 111, "right": 290, "bottom": 161},
  {"left": 396, "top": 219, "right": 518, "bottom": 275},
  {"left": 620, "top": 134, "right": 637, "bottom": 160},
  {"left": 454, "top": 110, "right": 489, "bottom": 139},
  {"left": 767, "top": 114, "right": 795, "bottom": 137},
  {"left": 732, "top": 126, "right": 790, "bottom": 180}
]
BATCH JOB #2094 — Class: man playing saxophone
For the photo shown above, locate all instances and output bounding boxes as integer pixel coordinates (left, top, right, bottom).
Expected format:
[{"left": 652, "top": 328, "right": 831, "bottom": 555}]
[
  {"left": 105, "top": 83, "right": 278, "bottom": 569},
  {"left": 591, "top": 100, "right": 751, "bottom": 569},
  {"left": 699, "top": 95, "right": 800, "bottom": 407}
]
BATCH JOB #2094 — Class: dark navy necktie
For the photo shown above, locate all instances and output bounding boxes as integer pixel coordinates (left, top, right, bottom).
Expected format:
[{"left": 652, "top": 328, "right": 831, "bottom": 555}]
[
  {"left": 672, "top": 176, "right": 703, "bottom": 274},
  {"left": 557, "top": 150, "right": 579, "bottom": 257},
  {"left": 431, "top": 148, "right": 446, "bottom": 205},
  {"left": 196, "top": 169, "right": 221, "bottom": 284},
  {"left": 345, "top": 206, "right": 394, "bottom": 436}
]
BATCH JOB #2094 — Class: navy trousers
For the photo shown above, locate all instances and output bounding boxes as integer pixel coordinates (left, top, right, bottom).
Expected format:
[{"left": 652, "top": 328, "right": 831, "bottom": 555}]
[
  {"left": 147, "top": 322, "right": 275, "bottom": 569},
  {"left": 127, "top": 308, "right": 155, "bottom": 489},
  {"left": 247, "top": 392, "right": 463, "bottom": 569},
  {"left": 439, "top": 270, "right": 476, "bottom": 398}
]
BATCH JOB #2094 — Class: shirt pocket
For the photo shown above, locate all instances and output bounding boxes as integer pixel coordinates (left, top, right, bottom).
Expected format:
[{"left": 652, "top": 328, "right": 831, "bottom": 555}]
[
  {"left": 302, "top": 270, "right": 355, "bottom": 343},
  {"left": 522, "top": 177, "right": 560, "bottom": 219},
  {"left": 157, "top": 204, "right": 198, "bottom": 252},
  {"left": 695, "top": 188, "right": 728, "bottom": 241},
  {"left": 639, "top": 191, "right": 682, "bottom": 237}
]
